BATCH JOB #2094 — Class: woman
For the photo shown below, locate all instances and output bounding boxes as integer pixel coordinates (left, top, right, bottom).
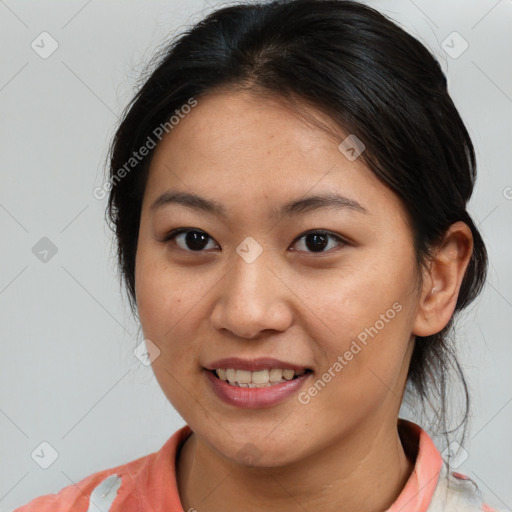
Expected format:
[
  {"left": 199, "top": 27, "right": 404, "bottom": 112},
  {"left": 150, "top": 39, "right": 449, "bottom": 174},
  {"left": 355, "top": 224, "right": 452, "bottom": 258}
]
[{"left": 14, "top": 1, "right": 500, "bottom": 511}]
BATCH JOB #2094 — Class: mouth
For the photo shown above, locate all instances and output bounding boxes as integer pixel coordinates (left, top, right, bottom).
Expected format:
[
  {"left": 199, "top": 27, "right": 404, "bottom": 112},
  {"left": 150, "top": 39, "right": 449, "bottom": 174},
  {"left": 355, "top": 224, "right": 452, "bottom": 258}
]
[
  {"left": 207, "top": 368, "right": 313, "bottom": 388},
  {"left": 204, "top": 362, "right": 314, "bottom": 408}
]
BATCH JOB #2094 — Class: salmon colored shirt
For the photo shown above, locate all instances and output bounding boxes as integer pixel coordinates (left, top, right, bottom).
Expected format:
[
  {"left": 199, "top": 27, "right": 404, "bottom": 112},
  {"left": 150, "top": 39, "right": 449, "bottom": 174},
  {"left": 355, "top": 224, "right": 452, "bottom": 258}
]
[{"left": 13, "top": 420, "right": 502, "bottom": 512}]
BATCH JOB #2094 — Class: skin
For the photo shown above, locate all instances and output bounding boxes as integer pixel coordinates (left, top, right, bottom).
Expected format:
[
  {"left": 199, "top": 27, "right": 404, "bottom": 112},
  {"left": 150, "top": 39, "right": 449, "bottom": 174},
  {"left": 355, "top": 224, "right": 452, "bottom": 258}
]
[{"left": 134, "top": 90, "right": 473, "bottom": 512}]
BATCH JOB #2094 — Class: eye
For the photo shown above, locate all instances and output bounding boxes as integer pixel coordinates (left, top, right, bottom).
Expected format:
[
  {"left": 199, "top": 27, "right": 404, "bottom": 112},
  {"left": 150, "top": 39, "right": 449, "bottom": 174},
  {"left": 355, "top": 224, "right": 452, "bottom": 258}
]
[
  {"left": 290, "top": 230, "right": 348, "bottom": 254},
  {"left": 163, "top": 228, "right": 219, "bottom": 252},
  {"left": 162, "top": 228, "right": 348, "bottom": 254}
]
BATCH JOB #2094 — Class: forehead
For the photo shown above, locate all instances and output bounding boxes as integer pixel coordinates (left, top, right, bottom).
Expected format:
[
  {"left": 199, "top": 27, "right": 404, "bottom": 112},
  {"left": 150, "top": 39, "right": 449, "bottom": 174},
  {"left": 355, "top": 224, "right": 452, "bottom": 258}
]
[
  {"left": 157, "top": 90, "right": 346, "bottom": 163},
  {"left": 143, "top": 90, "right": 402, "bottom": 221}
]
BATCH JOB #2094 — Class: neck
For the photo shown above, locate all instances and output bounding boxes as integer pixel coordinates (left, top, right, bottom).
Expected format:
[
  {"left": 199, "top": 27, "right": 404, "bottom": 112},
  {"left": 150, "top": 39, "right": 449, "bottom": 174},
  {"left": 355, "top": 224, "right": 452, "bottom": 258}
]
[{"left": 176, "top": 418, "right": 415, "bottom": 512}]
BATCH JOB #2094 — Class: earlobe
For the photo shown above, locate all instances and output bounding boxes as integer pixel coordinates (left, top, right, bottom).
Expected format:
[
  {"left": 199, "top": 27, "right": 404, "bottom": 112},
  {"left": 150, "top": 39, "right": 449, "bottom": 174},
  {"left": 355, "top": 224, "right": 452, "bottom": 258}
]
[{"left": 413, "top": 222, "right": 473, "bottom": 337}]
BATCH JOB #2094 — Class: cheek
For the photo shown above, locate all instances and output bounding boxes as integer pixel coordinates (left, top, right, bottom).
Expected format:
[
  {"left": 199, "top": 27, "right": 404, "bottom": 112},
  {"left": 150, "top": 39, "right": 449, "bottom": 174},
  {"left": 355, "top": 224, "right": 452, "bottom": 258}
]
[
  {"left": 306, "top": 252, "right": 418, "bottom": 394},
  {"left": 135, "top": 252, "right": 205, "bottom": 412},
  {"left": 312, "top": 260, "right": 416, "bottom": 344},
  {"left": 135, "top": 249, "right": 194, "bottom": 352}
]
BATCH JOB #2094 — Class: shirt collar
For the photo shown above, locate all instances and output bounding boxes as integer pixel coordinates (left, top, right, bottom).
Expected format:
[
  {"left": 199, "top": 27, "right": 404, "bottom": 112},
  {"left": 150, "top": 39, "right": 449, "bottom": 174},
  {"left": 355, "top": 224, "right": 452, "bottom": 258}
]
[
  {"left": 387, "top": 419, "right": 444, "bottom": 512},
  {"left": 161, "top": 419, "right": 443, "bottom": 512}
]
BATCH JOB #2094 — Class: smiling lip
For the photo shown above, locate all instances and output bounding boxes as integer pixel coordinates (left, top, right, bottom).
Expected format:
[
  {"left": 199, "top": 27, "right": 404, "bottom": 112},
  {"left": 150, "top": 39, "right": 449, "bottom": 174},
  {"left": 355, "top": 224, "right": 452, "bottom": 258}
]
[
  {"left": 204, "top": 357, "right": 310, "bottom": 372},
  {"left": 204, "top": 357, "right": 312, "bottom": 409}
]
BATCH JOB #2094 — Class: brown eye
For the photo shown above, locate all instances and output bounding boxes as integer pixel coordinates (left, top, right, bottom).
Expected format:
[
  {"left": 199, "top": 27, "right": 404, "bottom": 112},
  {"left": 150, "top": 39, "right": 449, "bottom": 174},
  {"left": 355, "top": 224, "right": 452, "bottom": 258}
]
[
  {"left": 291, "top": 230, "right": 347, "bottom": 254},
  {"left": 162, "top": 228, "right": 347, "bottom": 255},
  {"left": 164, "top": 229, "right": 219, "bottom": 252}
]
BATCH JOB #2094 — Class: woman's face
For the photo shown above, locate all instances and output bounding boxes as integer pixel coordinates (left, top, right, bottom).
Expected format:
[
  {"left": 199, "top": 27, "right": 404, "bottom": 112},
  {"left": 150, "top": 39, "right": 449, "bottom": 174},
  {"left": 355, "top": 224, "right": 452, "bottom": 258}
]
[{"left": 135, "top": 90, "right": 423, "bottom": 466}]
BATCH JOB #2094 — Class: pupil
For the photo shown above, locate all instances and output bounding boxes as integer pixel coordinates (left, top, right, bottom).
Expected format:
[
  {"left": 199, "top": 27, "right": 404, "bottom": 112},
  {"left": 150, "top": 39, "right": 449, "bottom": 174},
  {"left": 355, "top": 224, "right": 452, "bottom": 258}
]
[
  {"left": 186, "top": 231, "right": 209, "bottom": 251},
  {"left": 306, "top": 233, "right": 328, "bottom": 252}
]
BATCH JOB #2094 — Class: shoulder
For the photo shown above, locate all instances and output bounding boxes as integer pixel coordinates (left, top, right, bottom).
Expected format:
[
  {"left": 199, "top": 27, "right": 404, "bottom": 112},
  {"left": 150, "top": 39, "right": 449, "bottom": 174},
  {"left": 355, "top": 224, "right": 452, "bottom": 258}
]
[
  {"left": 12, "top": 454, "right": 150, "bottom": 512},
  {"left": 396, "top": 420, "right": 505, "bottom": 512},
  {"left": 12, "top": 425, "right": 192, "bottom": 512},
  {"left": 429, "top": 470, "right": 506, "bottom": 512}
]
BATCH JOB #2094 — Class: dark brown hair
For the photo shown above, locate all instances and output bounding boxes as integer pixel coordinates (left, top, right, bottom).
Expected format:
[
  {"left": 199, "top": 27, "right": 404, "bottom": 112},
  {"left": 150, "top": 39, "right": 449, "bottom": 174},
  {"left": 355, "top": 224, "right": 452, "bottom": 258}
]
[{"left": 106, "top": 0, "right": 488, "bottom": 460}]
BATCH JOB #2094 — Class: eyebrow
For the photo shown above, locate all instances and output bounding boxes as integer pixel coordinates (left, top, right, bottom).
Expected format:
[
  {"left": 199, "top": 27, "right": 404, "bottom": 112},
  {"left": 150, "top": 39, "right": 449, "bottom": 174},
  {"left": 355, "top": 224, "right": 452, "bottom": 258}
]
[{"left": 149, "top": 190, "right": 367, "bottom": 218}]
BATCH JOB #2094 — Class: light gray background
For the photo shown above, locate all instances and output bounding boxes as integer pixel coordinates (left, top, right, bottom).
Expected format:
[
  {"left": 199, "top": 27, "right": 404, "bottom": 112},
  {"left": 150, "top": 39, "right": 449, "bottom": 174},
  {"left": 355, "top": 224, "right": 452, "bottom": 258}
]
[{"left": 0, "top": 0, "right": 511, "bottom": 510}]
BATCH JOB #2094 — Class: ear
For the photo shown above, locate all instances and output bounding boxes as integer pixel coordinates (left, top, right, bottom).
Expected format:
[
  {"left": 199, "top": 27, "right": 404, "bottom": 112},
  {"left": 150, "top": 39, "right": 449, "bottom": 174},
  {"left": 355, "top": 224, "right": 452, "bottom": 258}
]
[{"left": 413, "top": 221, "right": 473, "bottom": 337}]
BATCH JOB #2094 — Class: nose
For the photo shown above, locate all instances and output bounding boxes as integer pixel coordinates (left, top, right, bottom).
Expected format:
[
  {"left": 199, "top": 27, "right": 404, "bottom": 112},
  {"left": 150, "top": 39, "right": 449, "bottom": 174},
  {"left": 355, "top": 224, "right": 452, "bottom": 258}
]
[{"left": 210, "top": 249, "right": 294, "bottom": 340}]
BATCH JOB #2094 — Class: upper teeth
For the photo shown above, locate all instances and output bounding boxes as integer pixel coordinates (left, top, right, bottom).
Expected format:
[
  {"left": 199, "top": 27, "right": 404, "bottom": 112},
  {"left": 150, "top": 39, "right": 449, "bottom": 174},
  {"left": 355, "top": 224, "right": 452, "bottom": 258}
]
[{"left": 216, "top": 368, "right": 306, "bottom": 387}]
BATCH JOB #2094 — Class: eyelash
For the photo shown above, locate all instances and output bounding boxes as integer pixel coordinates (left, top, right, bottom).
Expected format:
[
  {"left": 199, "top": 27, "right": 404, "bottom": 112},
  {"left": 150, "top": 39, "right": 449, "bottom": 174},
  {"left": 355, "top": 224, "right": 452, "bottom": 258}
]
[{"left": 161, "top": 228, "right": 349, "bottom": 255}]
